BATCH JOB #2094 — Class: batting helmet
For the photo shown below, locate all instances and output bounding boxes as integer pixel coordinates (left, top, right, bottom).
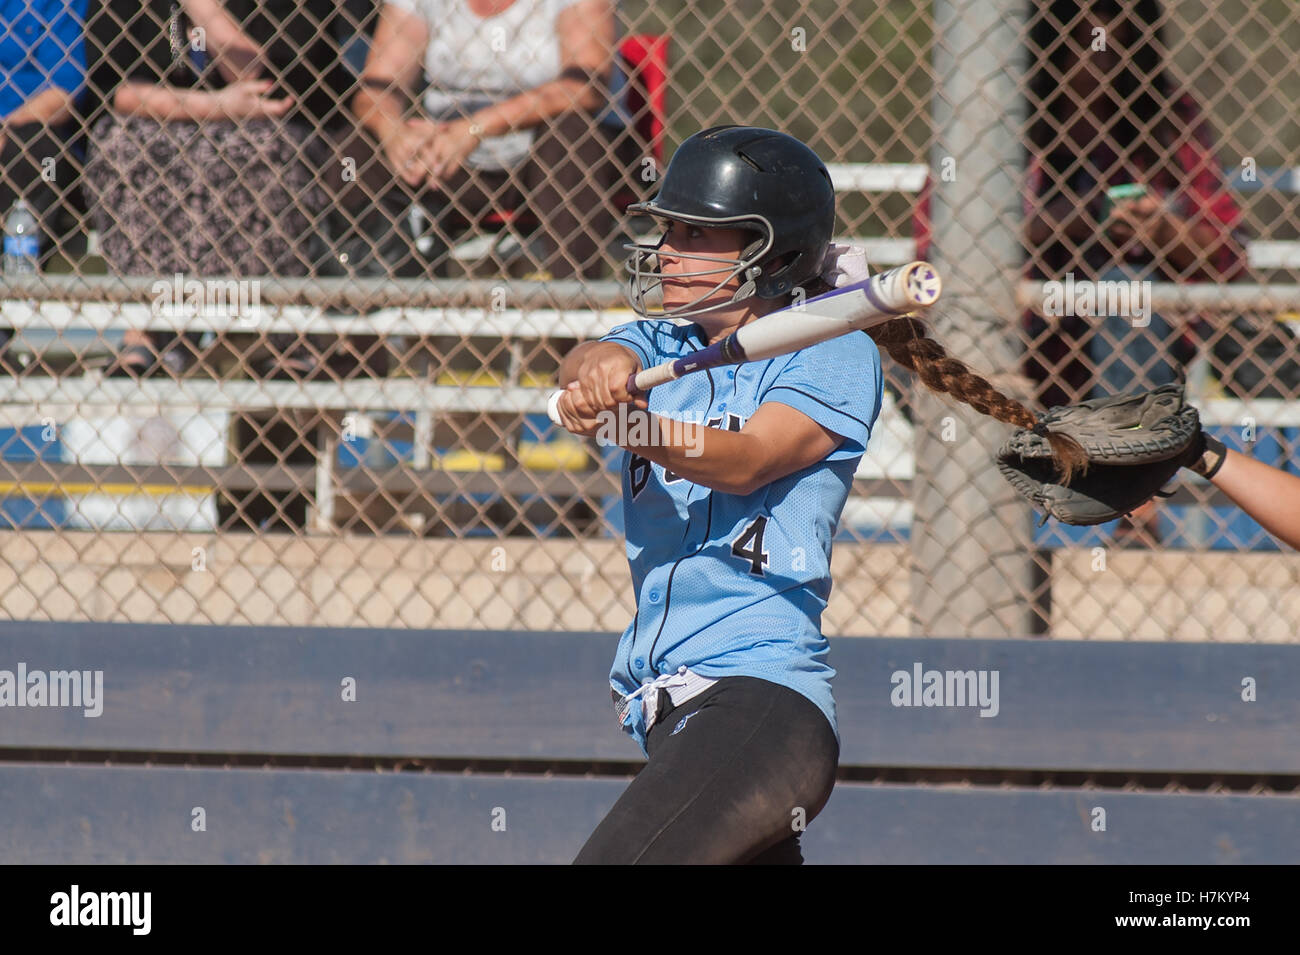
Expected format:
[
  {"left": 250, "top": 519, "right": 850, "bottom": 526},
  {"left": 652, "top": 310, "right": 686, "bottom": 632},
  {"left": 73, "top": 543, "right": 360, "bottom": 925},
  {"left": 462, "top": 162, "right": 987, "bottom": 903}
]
[{"left": 625, "top": 125, "right": 836, "bottom": 319}]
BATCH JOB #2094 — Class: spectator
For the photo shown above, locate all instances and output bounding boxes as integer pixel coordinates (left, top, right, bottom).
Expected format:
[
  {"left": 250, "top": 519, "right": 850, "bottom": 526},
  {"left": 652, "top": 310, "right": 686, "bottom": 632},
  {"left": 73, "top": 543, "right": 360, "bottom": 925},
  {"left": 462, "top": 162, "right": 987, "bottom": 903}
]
[
  {"left": 352, "top": 0, "right": 642, "bottom": 280},
  {"left": 0, "top": 0, "right": 88, "bottom": 372},
  {"left": 81, "top": 0, "right": 360, "bottom": 378},
  {"left": 1021, "top": 0, "right": 1246, "bottom": 544}
]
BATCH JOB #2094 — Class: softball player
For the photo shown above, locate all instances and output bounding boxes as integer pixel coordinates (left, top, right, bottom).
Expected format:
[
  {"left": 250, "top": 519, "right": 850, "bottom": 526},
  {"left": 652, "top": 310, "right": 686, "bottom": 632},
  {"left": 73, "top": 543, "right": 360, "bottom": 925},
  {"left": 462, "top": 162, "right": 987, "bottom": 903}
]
[
  {"left": 553, "top": 125, "right": 1086, "bottom": 864},
  {"left": 553, "top": 126, "right": 877, "bottom": 864}
]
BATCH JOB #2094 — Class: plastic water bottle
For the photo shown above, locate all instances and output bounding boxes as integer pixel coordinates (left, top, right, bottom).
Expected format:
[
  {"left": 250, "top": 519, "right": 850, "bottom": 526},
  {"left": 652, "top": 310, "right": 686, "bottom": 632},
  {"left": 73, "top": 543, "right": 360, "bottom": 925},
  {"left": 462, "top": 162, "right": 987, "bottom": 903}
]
[{"left": 4, "top": 198, "right": 40, "bottom": 275}]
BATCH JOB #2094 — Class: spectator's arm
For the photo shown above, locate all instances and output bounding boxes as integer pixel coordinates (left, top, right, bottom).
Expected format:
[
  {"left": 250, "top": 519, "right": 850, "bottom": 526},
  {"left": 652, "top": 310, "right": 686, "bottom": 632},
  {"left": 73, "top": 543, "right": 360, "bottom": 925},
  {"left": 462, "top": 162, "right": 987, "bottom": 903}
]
[
  {"left": 183, "top": 0, "right": 251, "bottom": 52},
  {"left": 467, "top": 0, "right": 615, "bottom": 136},
  {"left": 181, "top": 0, "right": 266, "bottom": 83},
  {"left": 352, "top": 3, "right": 430, "bottom": 142},
  {"left": 111, "top": 81, "right": 282, "bottom": 122},
  {"left": 3, "top": 87, "right": 79, "bottom": 126}
]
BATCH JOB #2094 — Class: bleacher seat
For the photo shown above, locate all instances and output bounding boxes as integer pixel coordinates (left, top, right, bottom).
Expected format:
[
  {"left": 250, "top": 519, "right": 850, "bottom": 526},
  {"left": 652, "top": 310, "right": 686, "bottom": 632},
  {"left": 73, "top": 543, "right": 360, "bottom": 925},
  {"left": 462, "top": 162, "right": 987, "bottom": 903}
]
[{"left": 0, "top": 424, "right": 64, "bottom": 529}]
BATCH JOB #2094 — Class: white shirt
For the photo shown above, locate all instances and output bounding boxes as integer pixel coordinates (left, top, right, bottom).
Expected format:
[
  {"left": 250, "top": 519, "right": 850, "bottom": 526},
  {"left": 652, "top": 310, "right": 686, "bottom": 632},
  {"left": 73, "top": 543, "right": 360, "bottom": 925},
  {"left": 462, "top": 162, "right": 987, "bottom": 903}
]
[{"left": 386, "top": 0, "right": 583, "bottom": 169}]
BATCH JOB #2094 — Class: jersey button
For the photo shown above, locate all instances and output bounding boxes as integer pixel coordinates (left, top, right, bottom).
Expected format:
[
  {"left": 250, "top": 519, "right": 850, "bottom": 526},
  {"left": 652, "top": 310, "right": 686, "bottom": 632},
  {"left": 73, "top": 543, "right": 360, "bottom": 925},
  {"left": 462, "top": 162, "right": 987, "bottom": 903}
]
[
  {"left": 718, "top": 402, "right": 727, "bottom": 411},
  {"left": 728, "top": 370, "right": 735, "bottom": 379},
  {"left": 648, "top": 590, "right": 660, "bottom": 603},
  {"left": 634, "top": 657, "right": 645, "bottom": 669}
]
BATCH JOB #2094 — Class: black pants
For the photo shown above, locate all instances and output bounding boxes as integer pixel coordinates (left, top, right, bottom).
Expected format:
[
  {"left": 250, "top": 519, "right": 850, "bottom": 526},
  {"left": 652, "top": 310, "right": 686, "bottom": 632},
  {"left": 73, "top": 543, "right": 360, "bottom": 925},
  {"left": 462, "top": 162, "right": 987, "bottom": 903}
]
[{"left": 574, "top": 676, "right": 839, "bottom": 865}]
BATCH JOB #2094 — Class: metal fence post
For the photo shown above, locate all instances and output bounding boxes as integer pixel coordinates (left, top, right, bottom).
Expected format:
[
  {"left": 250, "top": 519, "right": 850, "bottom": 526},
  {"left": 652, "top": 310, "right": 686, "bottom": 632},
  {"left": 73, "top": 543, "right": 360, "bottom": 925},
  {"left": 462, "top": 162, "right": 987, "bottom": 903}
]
[{"left": 912, "top": 0, "right": 1041, "bottom": 637}]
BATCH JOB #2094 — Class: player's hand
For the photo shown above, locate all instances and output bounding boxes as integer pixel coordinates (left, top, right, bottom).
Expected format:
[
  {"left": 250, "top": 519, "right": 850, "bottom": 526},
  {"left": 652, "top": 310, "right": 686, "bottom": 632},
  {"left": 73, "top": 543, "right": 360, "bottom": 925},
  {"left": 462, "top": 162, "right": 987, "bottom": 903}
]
[
  {"left": 212, "top": 80, "right": 292, "bottom": 120},
  {"left": 382, "top": 118, "right": 439, "bottom": 187},
  {"left": 553, "top": 343, "right": 647, "bottom": 436},
  {"left": 416, "top": 119, "right": 483, "bottom": 188}
]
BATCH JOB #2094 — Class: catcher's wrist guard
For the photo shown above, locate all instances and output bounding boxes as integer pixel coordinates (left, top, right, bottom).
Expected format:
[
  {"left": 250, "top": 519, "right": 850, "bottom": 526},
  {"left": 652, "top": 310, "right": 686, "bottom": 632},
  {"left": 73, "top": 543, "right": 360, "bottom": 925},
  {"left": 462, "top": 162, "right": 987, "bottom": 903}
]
[{"left": 1190, "top": 432, "right": 1227, "bottom": 480}]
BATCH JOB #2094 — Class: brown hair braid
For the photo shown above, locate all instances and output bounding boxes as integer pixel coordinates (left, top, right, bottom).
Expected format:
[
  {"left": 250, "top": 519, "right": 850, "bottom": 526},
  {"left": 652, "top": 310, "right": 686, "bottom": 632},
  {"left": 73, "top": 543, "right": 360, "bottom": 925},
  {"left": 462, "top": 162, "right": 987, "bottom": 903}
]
[{"left": 866, "top": 316, "right": 1089, "bottom": 484}]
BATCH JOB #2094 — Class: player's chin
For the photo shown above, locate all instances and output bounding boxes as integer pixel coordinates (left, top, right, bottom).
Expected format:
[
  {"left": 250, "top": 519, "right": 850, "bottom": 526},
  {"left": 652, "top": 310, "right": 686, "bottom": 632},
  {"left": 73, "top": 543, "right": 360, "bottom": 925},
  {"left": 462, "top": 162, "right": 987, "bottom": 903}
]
[{"left": 662, "top": 285, "right": 730, "bottom": 313}]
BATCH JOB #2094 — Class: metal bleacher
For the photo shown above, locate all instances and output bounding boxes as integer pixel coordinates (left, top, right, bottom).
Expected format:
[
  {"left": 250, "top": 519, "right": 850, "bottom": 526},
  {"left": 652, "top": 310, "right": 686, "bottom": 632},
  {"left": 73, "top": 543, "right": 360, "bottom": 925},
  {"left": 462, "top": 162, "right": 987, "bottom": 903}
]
[{"left": 2, "top": 162, "right": 1298, "bottom": 544}]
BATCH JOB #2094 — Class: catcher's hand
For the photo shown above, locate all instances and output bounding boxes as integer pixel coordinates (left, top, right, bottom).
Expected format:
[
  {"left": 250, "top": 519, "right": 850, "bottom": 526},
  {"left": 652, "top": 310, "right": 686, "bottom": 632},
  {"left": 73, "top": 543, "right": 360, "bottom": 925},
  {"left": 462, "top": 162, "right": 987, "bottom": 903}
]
[{"left": 995, "top": 383, "right": 1225, "bottom": 526}]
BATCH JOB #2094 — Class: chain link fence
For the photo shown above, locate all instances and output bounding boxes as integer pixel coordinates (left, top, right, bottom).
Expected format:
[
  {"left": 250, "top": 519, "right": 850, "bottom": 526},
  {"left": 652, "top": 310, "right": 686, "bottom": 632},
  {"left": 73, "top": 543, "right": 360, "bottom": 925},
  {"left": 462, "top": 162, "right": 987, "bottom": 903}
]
[{"left": 1, "top": 0, "right": 1297, "bottom": 638}]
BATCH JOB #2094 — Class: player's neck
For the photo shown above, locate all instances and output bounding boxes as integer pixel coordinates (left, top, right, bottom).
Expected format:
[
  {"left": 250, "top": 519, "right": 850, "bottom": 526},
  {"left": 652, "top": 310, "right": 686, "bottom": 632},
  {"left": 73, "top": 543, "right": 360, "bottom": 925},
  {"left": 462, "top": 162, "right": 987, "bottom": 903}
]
[{"left": 695, "top": 300, "right": 779, "bottom": 345}]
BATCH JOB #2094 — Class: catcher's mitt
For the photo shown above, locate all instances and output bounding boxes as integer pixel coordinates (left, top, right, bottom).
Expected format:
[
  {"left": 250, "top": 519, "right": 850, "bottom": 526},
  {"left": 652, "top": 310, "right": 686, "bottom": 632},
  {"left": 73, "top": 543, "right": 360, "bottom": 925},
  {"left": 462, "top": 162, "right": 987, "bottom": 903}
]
[{"left": 996, "top": 383, "right": 1202, "bottom": 526}]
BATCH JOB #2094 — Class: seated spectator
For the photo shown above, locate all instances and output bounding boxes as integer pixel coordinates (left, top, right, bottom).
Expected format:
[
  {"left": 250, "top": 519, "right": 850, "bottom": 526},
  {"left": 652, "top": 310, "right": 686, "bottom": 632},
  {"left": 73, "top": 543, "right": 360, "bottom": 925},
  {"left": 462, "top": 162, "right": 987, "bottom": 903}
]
[
  {"left": 0, "top": 0, "right": 88, "bottom": 372},
  {"left": 80, "top": 0, "right": 360, "bottom": 378},
  {"left": 1020, "top": 0, "right": 1246, "bottom": 544},
  {"left": 352, "top": 0, "right": 642, "bottom": 280}
]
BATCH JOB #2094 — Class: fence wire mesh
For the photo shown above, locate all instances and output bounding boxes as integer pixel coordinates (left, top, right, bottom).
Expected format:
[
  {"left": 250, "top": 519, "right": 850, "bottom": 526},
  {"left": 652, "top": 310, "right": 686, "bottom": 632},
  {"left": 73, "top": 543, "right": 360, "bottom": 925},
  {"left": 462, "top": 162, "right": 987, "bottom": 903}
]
[{"left": 0, "top": 0, "right": 1297, "bottom": 638}]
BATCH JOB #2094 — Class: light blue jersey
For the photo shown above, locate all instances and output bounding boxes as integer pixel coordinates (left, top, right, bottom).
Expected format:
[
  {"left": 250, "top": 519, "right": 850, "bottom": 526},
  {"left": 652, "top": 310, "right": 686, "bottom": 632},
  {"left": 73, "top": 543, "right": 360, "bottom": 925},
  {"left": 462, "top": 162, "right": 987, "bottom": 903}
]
[{"left": 598, "top": 318, "right": 883, "bottom": 756}]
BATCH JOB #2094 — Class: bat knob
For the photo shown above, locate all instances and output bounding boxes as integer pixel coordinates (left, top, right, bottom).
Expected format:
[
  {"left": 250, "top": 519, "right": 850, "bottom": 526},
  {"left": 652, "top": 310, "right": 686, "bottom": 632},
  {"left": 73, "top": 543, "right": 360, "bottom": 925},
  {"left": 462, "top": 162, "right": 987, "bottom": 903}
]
[{"left": 904, "top": 262, "right": 942, "bottom": 307}]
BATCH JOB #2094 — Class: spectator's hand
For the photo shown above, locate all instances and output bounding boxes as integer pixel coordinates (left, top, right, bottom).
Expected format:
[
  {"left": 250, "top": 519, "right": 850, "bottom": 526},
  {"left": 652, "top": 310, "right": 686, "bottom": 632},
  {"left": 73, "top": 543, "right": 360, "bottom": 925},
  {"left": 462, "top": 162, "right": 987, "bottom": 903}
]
[
  {"left": 212, "top": 80, "right": 293, "bottom": 120},
  {"left": 382, "top": 118, "right": 439, "bottom": 187},
  {"left": 1107, "top": 194, "right": 1174, "bottom": 251},
  {"left": 416, "top": 119, "right": 483, "bottom": 188},
  {"left": 553, "top": 343, "right": 646, "bottom": 436}
]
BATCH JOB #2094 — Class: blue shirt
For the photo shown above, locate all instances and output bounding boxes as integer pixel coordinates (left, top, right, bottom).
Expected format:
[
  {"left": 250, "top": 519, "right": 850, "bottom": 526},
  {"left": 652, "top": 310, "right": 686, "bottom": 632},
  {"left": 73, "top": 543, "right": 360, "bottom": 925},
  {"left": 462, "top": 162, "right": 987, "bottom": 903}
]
[
  {"left": 599, "top": 318, "right": 883, "bottom": 756},
  {"left": 0, "top": 1, "right": 88, "bottom": 121}
]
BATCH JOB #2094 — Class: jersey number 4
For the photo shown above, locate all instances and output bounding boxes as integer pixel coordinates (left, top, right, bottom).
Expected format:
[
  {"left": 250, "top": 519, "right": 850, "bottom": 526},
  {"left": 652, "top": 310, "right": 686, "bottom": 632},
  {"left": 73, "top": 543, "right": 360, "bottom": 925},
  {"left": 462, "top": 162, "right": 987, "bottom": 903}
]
[{"left": 731, "top": 516, "right": 770, "bottom": 576}]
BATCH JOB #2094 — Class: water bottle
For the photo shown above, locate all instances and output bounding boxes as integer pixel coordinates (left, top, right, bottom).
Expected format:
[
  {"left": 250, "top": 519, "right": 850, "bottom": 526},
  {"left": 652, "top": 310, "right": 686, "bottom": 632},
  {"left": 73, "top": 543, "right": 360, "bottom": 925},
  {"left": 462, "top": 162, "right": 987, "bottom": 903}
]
[{"left": 4, "top": 198, "right": 40, "bottom": 275}]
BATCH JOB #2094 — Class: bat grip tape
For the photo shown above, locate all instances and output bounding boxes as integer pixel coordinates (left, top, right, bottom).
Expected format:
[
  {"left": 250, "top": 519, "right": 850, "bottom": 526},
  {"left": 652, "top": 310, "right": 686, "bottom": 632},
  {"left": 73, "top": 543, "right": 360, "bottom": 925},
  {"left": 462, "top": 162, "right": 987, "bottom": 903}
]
[{"left": 628, "top": 335, "right": 745, "bottom": 397}]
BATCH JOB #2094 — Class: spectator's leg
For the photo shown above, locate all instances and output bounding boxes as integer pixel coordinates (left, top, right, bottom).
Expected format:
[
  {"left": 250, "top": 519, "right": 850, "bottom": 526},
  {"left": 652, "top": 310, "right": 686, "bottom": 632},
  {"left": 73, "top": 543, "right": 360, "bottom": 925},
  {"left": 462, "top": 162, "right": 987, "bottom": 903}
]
[
  {"left": 407, "top": 166, "right": 521, "bottom": 466},
  {"left": 317, "top": 124, "right": 449, "bottom": 279},
  {"left": 523, "top": 110, "right": 628, "bottom": 279},
  {"left": 415, "top": 163, "right": 519, "bottom": 277},
  {"left": 80, "top": 114, "right": 174, "bottom": 373}
]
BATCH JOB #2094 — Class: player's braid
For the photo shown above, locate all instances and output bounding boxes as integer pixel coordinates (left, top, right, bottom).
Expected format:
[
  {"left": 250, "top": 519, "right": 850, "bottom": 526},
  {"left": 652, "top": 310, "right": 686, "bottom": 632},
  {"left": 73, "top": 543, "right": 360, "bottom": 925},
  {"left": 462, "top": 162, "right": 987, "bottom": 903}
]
[{"left": 866, "top": 316, "right": 1089, "bottom": 484}]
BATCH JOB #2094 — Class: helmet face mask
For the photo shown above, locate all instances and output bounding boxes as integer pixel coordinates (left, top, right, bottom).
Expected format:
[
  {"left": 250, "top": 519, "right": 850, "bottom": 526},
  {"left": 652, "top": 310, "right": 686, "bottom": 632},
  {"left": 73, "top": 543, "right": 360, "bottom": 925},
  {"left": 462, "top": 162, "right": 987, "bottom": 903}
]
[
  {"left": 621, "top": 125, "right": 836, "bottom": 322},
  {"left": 623, "top": 209, "right": 773, "bottom": 320}
]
